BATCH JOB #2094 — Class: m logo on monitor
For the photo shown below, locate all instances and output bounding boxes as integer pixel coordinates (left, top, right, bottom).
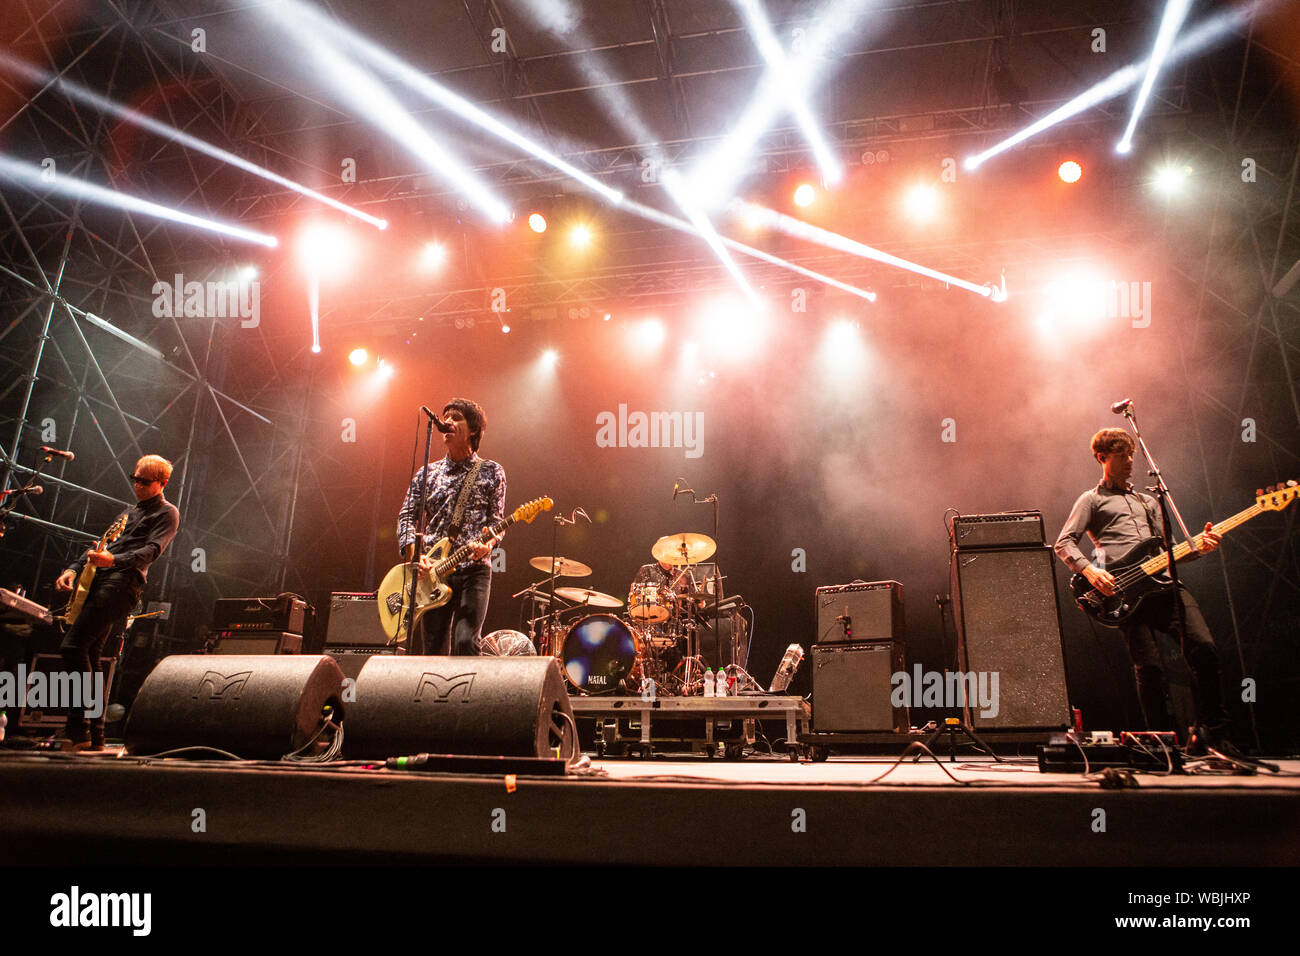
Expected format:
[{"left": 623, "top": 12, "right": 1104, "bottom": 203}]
[
  {"left": 414, "top": 671, "right": 475, "bottom": 703},
  {"left": 193, "top": 670, "right": 253, "bottom": 700}
]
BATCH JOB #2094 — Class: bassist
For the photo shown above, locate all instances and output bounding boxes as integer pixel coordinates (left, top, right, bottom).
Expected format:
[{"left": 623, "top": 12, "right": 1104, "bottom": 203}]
[
  {"left": 1053, "top": 428, "right": 1229, "bottom": 748},
  {"left": 396, "top": 398, "right": 505, "bottom": 655}
]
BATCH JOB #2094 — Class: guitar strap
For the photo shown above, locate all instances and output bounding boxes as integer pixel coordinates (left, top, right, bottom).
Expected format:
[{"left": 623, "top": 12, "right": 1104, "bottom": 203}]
[{"left": 446, "top": 459, "right": 484, "bottom": 539}]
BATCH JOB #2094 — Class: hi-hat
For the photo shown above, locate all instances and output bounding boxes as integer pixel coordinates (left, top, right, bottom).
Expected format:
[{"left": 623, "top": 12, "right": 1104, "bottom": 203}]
[
  {"left": 529, "top": 556, "right": 592, "bottom": 577},
  {"left": 553, "top": 586, "right": 624, "bottom": 608},
  {"left": 651, "top": 532, "right": 716, "bottom": 566}
]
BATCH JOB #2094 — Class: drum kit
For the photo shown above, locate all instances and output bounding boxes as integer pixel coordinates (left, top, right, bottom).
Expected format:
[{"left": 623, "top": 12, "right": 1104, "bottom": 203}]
[{"left": 513, "top": 532, "right": 748, "bottom": 697}]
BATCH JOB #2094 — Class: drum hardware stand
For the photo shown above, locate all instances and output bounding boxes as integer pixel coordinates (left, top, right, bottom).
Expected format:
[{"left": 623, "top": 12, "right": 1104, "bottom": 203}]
[
  {"left": 673, "top": 480, "right": 720, "bottom": 693},
  {"left": 912, "top": 717, "right": 1003, "bottom": 763}
]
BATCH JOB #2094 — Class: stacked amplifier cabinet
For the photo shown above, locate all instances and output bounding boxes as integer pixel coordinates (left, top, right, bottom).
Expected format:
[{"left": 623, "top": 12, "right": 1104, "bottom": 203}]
[
  {"left": 324, "top": 592, "right": 395, "bottom": 679},
  {"left": 812, "top": 581, "right": 907, "bottom": 732},
  {"left": 949, "top": 511, "right": 1070, "bottom": 731},
  {"left": 209, "top": 595, "right": 306, "bottom": 655}
]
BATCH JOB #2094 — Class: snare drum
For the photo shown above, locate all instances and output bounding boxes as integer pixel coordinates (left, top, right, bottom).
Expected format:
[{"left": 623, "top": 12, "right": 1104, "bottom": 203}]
[
  {"left": 561, "top": 614, "right": 639, "bottom": 695},
  {"left": 628, "top": 582, "right": 672, "bottom": 623}
]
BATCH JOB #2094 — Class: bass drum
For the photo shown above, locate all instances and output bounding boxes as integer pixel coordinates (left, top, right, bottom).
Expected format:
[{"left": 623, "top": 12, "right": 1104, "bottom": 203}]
[{"left": 561, "top": 614, "right": 639, "bottom": 695}]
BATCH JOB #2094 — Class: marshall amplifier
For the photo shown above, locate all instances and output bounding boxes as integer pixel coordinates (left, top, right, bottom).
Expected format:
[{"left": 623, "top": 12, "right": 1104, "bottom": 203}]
[
  {"left": 815, "top": 581, "right": 904, "bottom": 643},
  {"left": 950, "top": 511, "right": 1045, "bottom": 550},
  {"left": 209, "top": 630, "right": 302, "bottom": 655},
  {"left": 211, "top": 595, "right": 306, "bottom": 634}
]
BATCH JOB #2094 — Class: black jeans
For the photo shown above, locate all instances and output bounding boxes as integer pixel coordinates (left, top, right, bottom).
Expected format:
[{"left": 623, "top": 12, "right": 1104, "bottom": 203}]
[
  {"left": 59, "top": 574, "right": 138, "bottom": 740},
  {"left": 416, "top": 563, "right": 491, "bottom": 656},
  {"left": 1120, "top": 586, "right": 1226, "bottom": 734}
]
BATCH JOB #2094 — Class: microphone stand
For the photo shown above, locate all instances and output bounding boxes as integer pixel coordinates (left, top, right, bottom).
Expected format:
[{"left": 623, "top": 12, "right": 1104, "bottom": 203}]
[
  {"left": 404, "top": 411, "right": 437, "bottom": 654},
  {"left": 0, "top": 453, "right": 53, "bottom": 540},
  {"left": 674, "top": 483, "right": 721, "bottom": 691},
  {"left": 545, "top": 508, "right": 589, "bottom": 657},
  {"left": 1123, "top": 404, "right": 1197, "bottom": 666}
]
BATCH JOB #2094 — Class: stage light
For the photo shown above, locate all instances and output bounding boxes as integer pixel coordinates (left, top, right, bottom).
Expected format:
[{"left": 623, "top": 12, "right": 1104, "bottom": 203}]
[
  {"left": 1154, "top": 164, "right": 1189, "bottom": 194},
  {"left": 793, "top": 183, "right": 817, "bottom": 208},
  {"left": 1058, "top": 161, "right": 1083, "bottom": 184},
  {"left": 528, "top": 213, "right": 548, "bottom": 234},
  {"left": 311, "top": 344, "right": 322, "bottom": 354},
  {"left": 238, "top": 265, "right": 259, "bottom": 281},
  {"left": 541, "top": 348, "right": 559, "bottom": 368},
  {"left": 697, "top": 296, "right": 768, "bottom": 359},
  {"left": 820, "top": 318, "right": 869, "bottom": 379},
  {"left": 349, "top": 348, "right": 369, "bottom": 366},
  {"left": 298, "top": 223, "right": 354, "bottom": 277},
  {"left": 603, "top": 312, "right": 612, "bottom": 321},
  {"left": 377, "top": 358, "right": 395, "bottom": 379},
  {"left": 1117, "top": 0, "right": 1192, "bottom": 154},
  {"left": 421, "top": 241, "right": 448, "bottom": 271},
  {"left": 903, "top": 184, "right": 940, "bottom": 222},
  {"left": 501, "top": 323, "right": 512, "bottom": 334},
  {"left": 663, "top": 169, "right": 761, "bottom": 307},
  {"left": 635, "top": 319, "right": 666, "bottom": 351},
  {"left": 570, "top": 224, "right": 593, "bottom": 249}
]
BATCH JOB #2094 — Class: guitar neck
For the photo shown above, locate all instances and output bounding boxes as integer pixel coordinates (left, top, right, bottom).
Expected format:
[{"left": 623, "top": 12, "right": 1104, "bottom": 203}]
[
  {"left": 1138, "top": 503, "right": 1261, "bottom": 577},
  {"left": 435, "top": 513, "right": 516, "bottom": 576}
]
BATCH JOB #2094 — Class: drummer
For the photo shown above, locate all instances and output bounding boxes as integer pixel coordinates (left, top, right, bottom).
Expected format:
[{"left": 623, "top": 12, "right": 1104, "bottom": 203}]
[{"left": 629, "top": 557, "right": 695, "bottom": 610}]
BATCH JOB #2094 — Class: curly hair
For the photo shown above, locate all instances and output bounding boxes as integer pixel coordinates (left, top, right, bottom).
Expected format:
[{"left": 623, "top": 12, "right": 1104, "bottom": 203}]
[
  {"left": 443, "top": 397, "right": 486, "bottom": 451},
  {"left": 1090, "top": 427, "right": 1134, "bottom": 461}
]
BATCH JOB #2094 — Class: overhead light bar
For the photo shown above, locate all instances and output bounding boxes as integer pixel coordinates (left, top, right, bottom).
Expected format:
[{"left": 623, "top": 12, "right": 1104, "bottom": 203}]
[
  {"left": 733, "top": 0, "right": 844, "bottom": 186},
  {"left": 0, "top": 153, "right": 277, "bottom": 247},
  {"left": 965, "top": 0, "right": 1273, "bottom": 170},
  {"left": 275, "top": 0, "right": 623, "bottom": 206},
  {"left": 1116, "top": 0, "right": 1192, "bottom": 154},
  {"left": 262, "top": 4, "right": 511, "bottom": 223},
  {"left": 734, "top": 200, "right": 1001, "bottom": 300}
]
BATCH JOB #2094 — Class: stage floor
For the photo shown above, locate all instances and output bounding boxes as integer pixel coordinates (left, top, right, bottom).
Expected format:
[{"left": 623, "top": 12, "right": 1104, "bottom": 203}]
[{"left": 2, "top": 747, "right": 1296, "bottom": 866}]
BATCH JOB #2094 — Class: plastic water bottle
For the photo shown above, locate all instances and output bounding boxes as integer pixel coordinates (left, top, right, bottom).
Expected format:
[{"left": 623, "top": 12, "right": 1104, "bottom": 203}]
[
  {"left": 715, "top": 667, "right": 727, "bottom": 698},
  {"left": 0, "top": 710, "right": 6, "bottom": 743},
  {"left": 703, "top": 668, "right": 715, "bottom": 698}
]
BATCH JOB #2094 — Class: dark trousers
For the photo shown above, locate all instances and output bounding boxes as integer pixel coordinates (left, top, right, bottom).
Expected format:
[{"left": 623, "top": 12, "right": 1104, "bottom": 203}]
[
  {"left": 416, "top": 563, "right": 491, "bottom": 656},
  {"left": 59, "top": 574, "right": 138, "bottom": 740},
  {"left": 1120, "top": 586, "right": 1226, "bottom": 734}
]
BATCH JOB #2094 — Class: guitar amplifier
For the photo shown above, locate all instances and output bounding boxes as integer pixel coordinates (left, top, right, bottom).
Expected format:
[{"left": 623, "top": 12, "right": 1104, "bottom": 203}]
[
  {"left": 814, "top": 581, "right": 904, "bottom": 643},
  {"left": 211, "top": 595, "right": 306, "bottom": 634},
  {"left": 951, "top": 511, "right": 1045, "bottom": 549},
  {"left": 326, "top": 646, "right": 396, "bottom": 681},
  {"left": 209, "top": 630, "right": 302, "bottom": 655},
  {"left": 325, "top": 593, "right": 390, "bottom": 648},
  {"left": 812, "top": 641, "right": 908, "bottom": 732}
]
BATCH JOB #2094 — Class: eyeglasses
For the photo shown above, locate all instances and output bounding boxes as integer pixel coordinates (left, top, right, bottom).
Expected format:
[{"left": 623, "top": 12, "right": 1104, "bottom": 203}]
[{"left": 130, "top": 475, "right": 157, "bottom": 485}]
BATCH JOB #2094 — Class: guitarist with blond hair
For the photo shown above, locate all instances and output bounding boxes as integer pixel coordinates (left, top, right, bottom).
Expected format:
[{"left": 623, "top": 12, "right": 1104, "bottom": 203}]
[
  {"left": 397, "top": 399, "right": 505, "bottom": 655},
  {"left": 1053, "top": 428, "right": 1237, "bottom": 753},
  {"left": 54, "top": 454, "right": 179, "bottom": 751}
]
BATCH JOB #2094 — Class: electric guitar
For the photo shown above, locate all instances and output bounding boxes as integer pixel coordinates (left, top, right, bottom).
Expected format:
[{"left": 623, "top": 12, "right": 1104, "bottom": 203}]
[
  {"left": 377, "top": 496, "right": 553, "bottom": 642},
  {"left": 1071, "top": 481, "right": 1297, "bottom": 625},
  {"left": 62, "top": 513, "right": 128, "bottom": 627}
]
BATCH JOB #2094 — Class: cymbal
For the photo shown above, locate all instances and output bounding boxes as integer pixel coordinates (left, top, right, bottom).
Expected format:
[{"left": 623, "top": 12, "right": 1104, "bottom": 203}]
[
  {"left": 554, "top": 586, "right": 624, "bottom": 608},
  {"left": 651, "top": 532, "right": 717, "bottom": 566},
  {"left": 529, "top": 555, "right": 592, "bottom": 577}
]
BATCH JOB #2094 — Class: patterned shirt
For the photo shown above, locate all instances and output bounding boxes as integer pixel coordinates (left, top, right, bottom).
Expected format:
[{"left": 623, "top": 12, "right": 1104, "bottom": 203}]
[{"left": 397, "top": 454, "right": 506, "bottom": 569}]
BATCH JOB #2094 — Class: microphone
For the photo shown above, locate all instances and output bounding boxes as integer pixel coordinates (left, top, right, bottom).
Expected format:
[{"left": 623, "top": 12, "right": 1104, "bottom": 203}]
[
  {"left": 768, "top": 643, "right": 805, "bottom": 693},
  {"left": 672, "top": 478, "right": 693, "bottom": 499},
  {"left": 420, "top": 406, "right": 454, "bottom": 433},
  {"left": 2, "top": 485, "right": 43, "bottom": 498},
  {"left": 41, "top": 446, "right": 74, "bottom": 461},
  {"left": 1110, "top": 398, "right": 1133, "bottom": 415}
]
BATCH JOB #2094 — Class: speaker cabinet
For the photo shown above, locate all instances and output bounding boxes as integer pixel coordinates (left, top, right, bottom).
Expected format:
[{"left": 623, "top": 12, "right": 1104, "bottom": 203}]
[
  {"left": 950, "top": 546, "right": 1070, "bottom": 730},
  {"left": 325, "top": 592, "right": 389, "bottom": 648},
  {"left": 124, "top": 655, "right": 344, "bottom": 758},
  {"left": 19, "top": 654, "right": 117, "bottom": 729},
  {"left": 210, "top": 630, "right": 301, "bottom": 654},
  {"left": 815, "top": 581, "right": 904, "bottom": 643},
  {"left": 812, "top": 641, "right": 907, "bottom": 732},
  {"left": 343, "top": 656, "right": 576, "bottom": 760}
]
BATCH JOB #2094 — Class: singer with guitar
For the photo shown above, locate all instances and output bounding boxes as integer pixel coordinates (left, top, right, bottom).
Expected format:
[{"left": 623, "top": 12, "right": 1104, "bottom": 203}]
[
  {"left": 1053, "top": 428, "right": 1232, "bottom": 751},
  {"left": 54, "top": 454, "right": 179, "bottom": 752},
  {"left": 396, "top": 399, "right": 505, "bottom": 655}
]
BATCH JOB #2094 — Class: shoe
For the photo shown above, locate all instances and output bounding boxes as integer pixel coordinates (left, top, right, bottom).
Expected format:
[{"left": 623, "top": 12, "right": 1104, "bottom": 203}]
[{"left": 60, "top": 736, "right": 92, "bottom": 753}]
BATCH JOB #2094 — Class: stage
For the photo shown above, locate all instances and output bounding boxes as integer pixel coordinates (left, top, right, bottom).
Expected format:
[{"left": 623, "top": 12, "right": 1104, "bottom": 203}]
[{"left": 2, "top": 746, "right": 1296, "bottom": 867}]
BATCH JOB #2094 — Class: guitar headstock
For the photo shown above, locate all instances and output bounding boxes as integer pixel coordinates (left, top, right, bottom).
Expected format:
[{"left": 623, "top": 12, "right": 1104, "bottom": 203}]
[
  {"left": 1256, "top": 481, "right": 1298, "bottom": 512},
  {"left": 512, "top": 496, "right": 554, "bottom": 524},
  {"left": 104, "top": 514, "right": 128, "bottom": 543}
]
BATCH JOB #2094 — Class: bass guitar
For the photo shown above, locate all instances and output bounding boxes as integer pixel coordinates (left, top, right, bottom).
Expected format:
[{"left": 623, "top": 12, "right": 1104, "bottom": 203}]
[
  {"left": 377, "top": 496, "right": 553, "bottom": 642},
  {"left": 62, "top": 513, "right": 128, "bottom": 627},
  {"left": 1071, "top": 481, "right": 1296, "bottom": 625}
]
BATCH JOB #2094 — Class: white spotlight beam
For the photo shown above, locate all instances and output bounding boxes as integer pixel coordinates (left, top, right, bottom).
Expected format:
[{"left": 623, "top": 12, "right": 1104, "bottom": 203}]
[
  {"left": 0, "top": 51, "right": 387, "bottom": 229},
  {"left": 262, "top": 5, "right": 511, "bottom": 223},
  {"left": 1117, "top": 0, "right": 1192, "bottom": 154},
  {"left": 735, "top": 200, "right": 997, "bottom": 299},
  {"left": 279, "top": 0, "right": 623, "bottom": 206},
  {"left": 965, "top": 0, "right": 1273, "bottom": 170},
  {"left": 663, "top": 171, "right": 764, "bottom": 307},
  {"left": 0, "top": 153, "right": 278, "bottom": 247},
  {"left": 689, "top": 0, "right": 871, "bottom": 208},
  {"left": 733, "top": 0, "right": 843, "bottom": 185}
]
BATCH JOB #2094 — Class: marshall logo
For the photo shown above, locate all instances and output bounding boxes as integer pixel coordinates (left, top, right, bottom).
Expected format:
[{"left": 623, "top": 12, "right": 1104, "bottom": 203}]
[
  {"left": 414, "top": 671, "right": 475, "bottom": 703},
  {"left": 193, "top": 670, "right": 253, "bottom": 700}
]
